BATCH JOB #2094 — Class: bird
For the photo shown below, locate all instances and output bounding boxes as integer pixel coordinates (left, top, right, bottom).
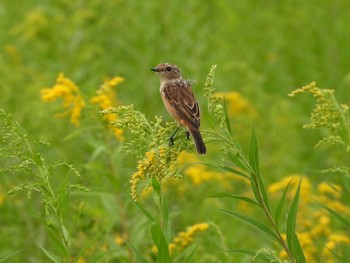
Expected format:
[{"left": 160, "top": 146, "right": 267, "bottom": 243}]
[{"left": 151, "top": 63, "right": 206, "bottom": 154}]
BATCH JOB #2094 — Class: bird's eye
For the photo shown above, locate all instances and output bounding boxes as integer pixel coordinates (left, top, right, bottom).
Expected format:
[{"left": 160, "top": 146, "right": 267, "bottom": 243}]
[{"left": 166, "top": 66, "right": 172, "bottom": 71}]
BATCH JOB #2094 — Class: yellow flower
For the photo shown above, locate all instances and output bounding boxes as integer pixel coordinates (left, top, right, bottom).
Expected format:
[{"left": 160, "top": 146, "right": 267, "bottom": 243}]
[
  {"left": 41, "top": 73, "right": 85, "bottom": 126},
  {"left": 214, "top": 91, "right": 257, "bottom": 118},
  {"left": 152, "top": 222, "right": 209, "bottom": 255},
  {"left": 130, "top": 148, "right": 178, "bottom": 201},
  {"left": 91, "top": 76, "right": 125, "bottom": 141}
]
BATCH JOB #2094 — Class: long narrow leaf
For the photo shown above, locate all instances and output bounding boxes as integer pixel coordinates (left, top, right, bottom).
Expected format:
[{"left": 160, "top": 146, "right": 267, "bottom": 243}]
[
  {"left": 286, "top": 180, "right": 306, "bottom": 262},
  {"left": 292, "top": 232, "right": 306, "bottom": 263},
  {"left": 249, "top": 172, "right": 260, "bottom": 203},
  {"left": 201, "top": 162, "right": 249, "bottom": 179},
  {"left": 135, "top": 202, "right": 155, "bottom": 222},
  {"left": 151, "top": 222, "right": 169, "bottom": 263},
  {"left": 223, "top": 97, "right": 232, "bottom": 136},
  {"left": 161, "top": 195, "right": 170, "bottom": 241},
  {"left": 125, "top": 241, "right": 149, "bottom": 263},
  {"left": 0, "top": 249, "right": 23, "bottom": 262},
  {"left": 39, "top": 246, "right": 61, "bottom": 263},
  {"left": 318, "top": 202, "right": 350, "bottom": 230},
  {"left": 227, "top": 151, "right": 254, "bottom": 173},
  {"left": 208, "top": 192, "right": 259, "bottom": 206},
  {"left": 274, "top": 179, "right": 293, "bottom": 230},
  {"left": 248, "top": 127, "right": 259, "bottom": 176},
  {"left": 219, "top": 209, "right": 279, "bottom": 243},
  {"left": 182, "top": 245, "right": 199, "bottom": 263},
  {"left": 226, "top": 249, "right": 274, "bottom": 261},
  {"left": 256, "top": 171, "right": 271, "bottom": 212}
]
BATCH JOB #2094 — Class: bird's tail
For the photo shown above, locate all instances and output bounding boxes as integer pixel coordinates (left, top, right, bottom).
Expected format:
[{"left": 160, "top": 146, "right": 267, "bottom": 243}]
[{"left": 189, "top": 129, "right": 206, "bottom": 154}]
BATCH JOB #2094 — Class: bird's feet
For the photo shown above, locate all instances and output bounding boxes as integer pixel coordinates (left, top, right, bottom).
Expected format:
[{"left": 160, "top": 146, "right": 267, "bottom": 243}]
[{"left": 185, "top": 131, "right": 190, "bottom": 140}]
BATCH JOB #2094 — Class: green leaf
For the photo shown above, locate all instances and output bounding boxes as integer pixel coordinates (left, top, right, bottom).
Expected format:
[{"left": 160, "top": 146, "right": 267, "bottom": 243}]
[
  {"left": 318, "top": 202, "right": 350, "bottom": 230},
  {"left": 256, "top": 172, "right": 271, "bottom": 211},
  {"left": 161, "top": 194, "right": 170, "bottom": 241},
  {"left": 0, "top": 249, "right": 23, "bottom": 262},
  {"left": 248, "top": 127, "right": 259, "bottom": 176},
  {"left": 227, "top": 151, "right": 253, "bottom": 174},
  {"left": 292, "top": 232, "right": 306, "bottom": 263},
  {"left": 208, "top": 192, "right": 259, "bottom": 206},
  {"left": 219, "top": 209, "right": 279, "bottom": 243},
  {"left": 182, "top": 245, "right": 198, "bottom": 263},
  {"left": 40, "top": 246, "right": 62, "bottom": 263},
  {"left": 152, "top": 177, "right": 161, "bottom": 196},
  {"left": 201, "top": 162, "right": 249, "bottom": 179},
  {"left": 151, "top": 222, "right": 170, "bottom": 263},
  {"left": 226, "top": 249, "right": 274, "bottom": 261},
  {"left": 223, "top": 97, "right": 232, "bottom": 136},
  {"left": 274, "top": 179, "right": 293, "bottom": 230},
  {"left": 135, "top": 202, "right": 155, "bottom": 222},
  {"left": 126, "top": 241, "right": 149, "bottom": 263},
  {"left": 286, "top": 180, "right": 306, "bottom": 263},
  {"left": 248, "top": 128, "right": 271, "bottom": 211}
]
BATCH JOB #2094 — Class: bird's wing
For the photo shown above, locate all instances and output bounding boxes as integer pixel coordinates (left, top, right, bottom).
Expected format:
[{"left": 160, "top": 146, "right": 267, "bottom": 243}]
[{"left": 163, "top": 81, "right": 200, "bottom": 128}]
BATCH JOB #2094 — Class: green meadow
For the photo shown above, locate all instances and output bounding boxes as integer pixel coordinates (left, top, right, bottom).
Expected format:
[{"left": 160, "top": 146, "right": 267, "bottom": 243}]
[{"left": 1, "top": 1, "right": 350, "bottom": 262}]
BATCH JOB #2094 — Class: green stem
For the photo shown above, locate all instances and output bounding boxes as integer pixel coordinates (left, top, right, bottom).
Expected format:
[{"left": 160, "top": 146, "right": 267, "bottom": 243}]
[{"left": 206, "top": 128, "right": 295, "bottom": 262}]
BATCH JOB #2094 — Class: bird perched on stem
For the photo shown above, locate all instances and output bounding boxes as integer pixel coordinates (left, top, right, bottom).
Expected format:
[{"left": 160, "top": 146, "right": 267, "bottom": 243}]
[{"left": 151, "top": 63, "right": 206, "bottom": 154}]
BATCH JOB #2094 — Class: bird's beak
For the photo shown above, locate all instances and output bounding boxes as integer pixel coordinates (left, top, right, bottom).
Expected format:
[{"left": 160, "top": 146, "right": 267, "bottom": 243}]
[{"left": 151, "top": 68, "right": 158, "bottom": 72}]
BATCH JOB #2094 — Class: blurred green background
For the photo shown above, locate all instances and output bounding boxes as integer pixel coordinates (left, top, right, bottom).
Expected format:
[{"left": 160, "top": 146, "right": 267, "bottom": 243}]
[{"left": 1, "top": 0, "right": 350, "bottom": 262}]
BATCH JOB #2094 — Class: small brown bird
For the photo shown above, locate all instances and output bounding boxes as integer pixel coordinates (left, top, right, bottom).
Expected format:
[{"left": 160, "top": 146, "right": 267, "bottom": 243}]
[{"left": 151, "top": 63, "right": 206, "bottom": 154}]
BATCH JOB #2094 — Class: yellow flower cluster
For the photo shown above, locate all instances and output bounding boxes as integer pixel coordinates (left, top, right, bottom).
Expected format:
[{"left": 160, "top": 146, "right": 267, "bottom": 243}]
[
  {"left": 130, "top": 147, "right": 178, "bottom": 201},
  {"left": 214, "top": 91, "right": 257, "bottom": 118},
  {"left": 269, "top": 175, "right": 350, "bottom": 262},
  {"left": 90, "top": 76, "right": 125, "bottom": 141},
  {"left": 152, "top": 223, "right": 209, "bottom": 255},
  {"left": 41, "top": 73, "right": 86, "bottom": 126}
]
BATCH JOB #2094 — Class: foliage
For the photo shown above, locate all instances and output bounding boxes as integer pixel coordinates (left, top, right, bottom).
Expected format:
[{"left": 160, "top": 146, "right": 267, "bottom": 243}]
[{"left": 1, "top": 1, "right": 350, "bottom": 262}]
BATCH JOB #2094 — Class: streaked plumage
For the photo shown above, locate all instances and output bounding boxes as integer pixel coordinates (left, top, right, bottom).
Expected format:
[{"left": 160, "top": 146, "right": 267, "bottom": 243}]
[{"left": 151, "top": 63, "right": 206, "bottom": 154}]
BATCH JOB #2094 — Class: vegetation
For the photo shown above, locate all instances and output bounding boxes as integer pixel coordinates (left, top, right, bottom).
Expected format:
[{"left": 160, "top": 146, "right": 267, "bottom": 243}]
[{"left": 1, "top": 1, "right": 350, "bottom": 262}]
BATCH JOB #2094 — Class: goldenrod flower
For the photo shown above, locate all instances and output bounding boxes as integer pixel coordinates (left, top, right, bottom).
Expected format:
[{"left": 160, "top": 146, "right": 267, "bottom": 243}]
[
  {"left": 151, "top": 222, "right": 209, "bottom": 255},
  {"left": 91, "top": 76, "right": 125, "bottom": 141},
  {"left": 41, "top": 73, "right": 86, "bottom": 126},
  {"left": 130, "top": 147, "right": 179, "bottom": 201}
]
